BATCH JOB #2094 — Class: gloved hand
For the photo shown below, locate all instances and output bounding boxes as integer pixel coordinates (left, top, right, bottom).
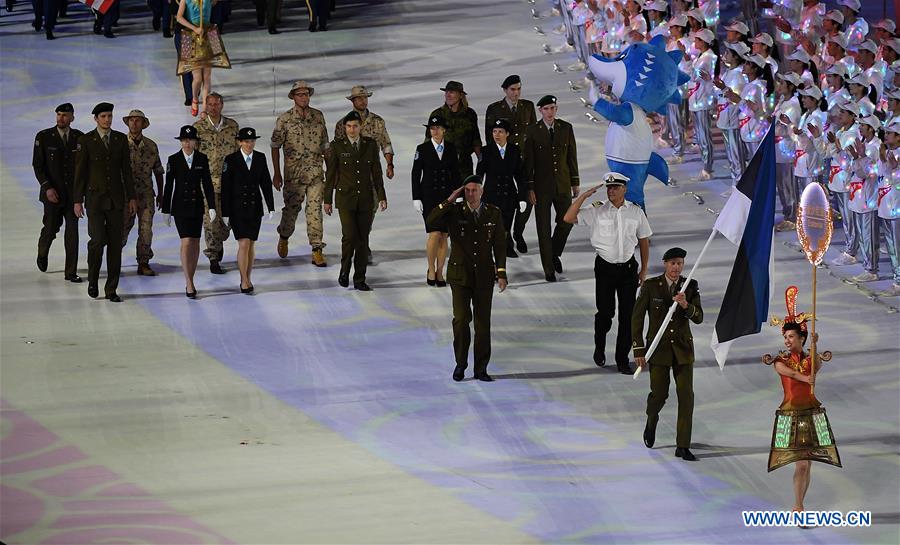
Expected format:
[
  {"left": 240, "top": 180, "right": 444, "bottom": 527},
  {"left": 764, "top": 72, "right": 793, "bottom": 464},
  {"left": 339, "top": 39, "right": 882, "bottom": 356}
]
[
  {"left": 519, "top": 201, "right": 527, "bottom": 213},
  {"left": 588, "top": 81, "right": 600, "bottom": 106},
  {"left": 222, "top": 217, "right": 230, "bottom": 227},
  {"left": 209, "top": 209, "right": 217, "bottom": 222},
  {"left": 413, "top": 200, "right": 424, "bottom": 213},
  {"left": 268, "top": 210, "right": 274, "bottom": 220},
  {"left": 164, "top": 214, "right": 172, "bottom": 227}
]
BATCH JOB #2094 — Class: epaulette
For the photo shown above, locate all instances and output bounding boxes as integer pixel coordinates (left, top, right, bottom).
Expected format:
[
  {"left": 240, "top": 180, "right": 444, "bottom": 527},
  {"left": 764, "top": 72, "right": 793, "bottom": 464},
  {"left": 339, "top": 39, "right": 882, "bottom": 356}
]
[{"left": 592, "top": 200, "right": 605, "bottom": 207}]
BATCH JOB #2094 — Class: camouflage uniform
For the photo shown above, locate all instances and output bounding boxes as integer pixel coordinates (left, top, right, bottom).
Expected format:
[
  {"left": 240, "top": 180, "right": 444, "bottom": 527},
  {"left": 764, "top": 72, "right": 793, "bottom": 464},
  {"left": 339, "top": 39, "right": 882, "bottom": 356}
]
[
  {"left": 272, "top": 105, "right": 329, "bottom": 249},
  {"left": 122, "top": 135, "right": 164, "bottom": 265},
  {"left": 194, "top": 115, "right": 240, "bottom": 262},
  {"left": 334, "top": 109, "right": 393, "bottom": 213}
]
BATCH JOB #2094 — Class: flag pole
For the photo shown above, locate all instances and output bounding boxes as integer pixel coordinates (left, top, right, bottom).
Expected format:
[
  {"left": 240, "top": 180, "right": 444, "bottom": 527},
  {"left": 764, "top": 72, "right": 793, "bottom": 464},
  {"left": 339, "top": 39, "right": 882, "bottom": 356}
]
[
  {"left": 809, "top": 262, "right": 817, "bottom": 397},
  {"left": 634, "top": 229, "right": 717, "bottom": 379}
]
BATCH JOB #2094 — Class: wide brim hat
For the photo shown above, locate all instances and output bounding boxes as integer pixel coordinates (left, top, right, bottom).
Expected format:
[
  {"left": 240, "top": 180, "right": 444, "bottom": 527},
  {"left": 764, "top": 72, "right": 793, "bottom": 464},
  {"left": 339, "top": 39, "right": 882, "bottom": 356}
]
[
  {"left": 175, "top": 125, "right": 201, "bottom": 141},
  {"left": 288, "top": 80, "right": 314, "bottom": 98},
  {"left": 424, "top": 115, "right": 448, "bottom": 129},
  {"left": 346, "top": 85, "right": 373, "bottom": 100},
  {"left": 236, "top": 127, "right": 260, "bottom": 140},
  {"left": 440, "top": 80, "right": 467, "bottom": 95},
  {"left": 122, "top": 109, "right": 150, "bottom": 129}
]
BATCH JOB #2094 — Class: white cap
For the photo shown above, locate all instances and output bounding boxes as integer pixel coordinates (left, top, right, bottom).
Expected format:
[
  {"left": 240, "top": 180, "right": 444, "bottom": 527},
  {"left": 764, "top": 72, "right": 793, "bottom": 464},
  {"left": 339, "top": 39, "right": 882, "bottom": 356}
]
[
  {"left": 852, "top": 40, "right": 879, "bottom": 55},
  {"left": 686, "top": 8, "right": 704, "bottom": 22},
  {"left": 787, "top": 49, "right": 812, "bottom": 64},
  {"left": 827, "top": 33, "right": 848, "bottom": 50},
  {"left": 838, "top": 101, "right": 861, "bottom": 116},
  {"left": 886, "top": 88, "right": 900, "bottom": 101},
  {"left": 837, "top": 0, "right": 861, "bottom": 12},
  {"left": 777, "top": 72, "right": 803, "bottom": 87},
  {"left": 669, "top": 14, "right": 688, "bottom": 27},
  {"left": 825, "top": 10, "right": 845, "bottom": 25},
  {"left": 743, "top": 54, "right": 768, "bottom": 69},
  {"left": 643, "top": 0, "right": 668, "bottom": 12},
  {"left": 859, "top": 115, "right": 882, "bottom": 130},
  {"left": 799, "top": 86, "right": 823, "bottom": 100},
  {"left": 886, "top": 121, "right": 900, "bottom": 134},
  {"left": 887, "top": 40, "right": 900, "bottom": 55},
  {"left": 825, "top": 63, "right": 849, "bottom": 78},
  {"left": 725, "top": 21, "right": 750, "bottom": 35},
  {"left": 694, "top": 28, "right": 716, "bottom": 44},
  {"left": 724, "top": 41, "right": 751, "bottom": 57},
  {"left": 847, "top": 73, "right": 869, "bottom": 88},
  {"left": 602, "top": 172, "right": 630, "bottom": 185},
  {"left": 873, "top": 19, "right": 897, "bottom": 34},
  {"left": 750, "top": 33, "right": 774, "bottom": 48}
]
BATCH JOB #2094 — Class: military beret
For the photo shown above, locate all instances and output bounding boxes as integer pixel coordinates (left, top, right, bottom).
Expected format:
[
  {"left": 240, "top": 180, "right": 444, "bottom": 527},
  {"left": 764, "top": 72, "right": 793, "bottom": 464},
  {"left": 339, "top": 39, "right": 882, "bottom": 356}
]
[
  {"left": 342, "top": 110, "right": 362, "bottom": 124},
  {"left": 463, "top": 174, "right": 483, "bottom": 185},
  {"left": 501, "top": 75, "right": 521, "bottom": 89},
  {"left": 55, "top": 103, "right": 74, "bottom": 113},
  {"left": 492, "top": 118, "right": 511, "bottom": 132},
  {"left": 662, "top": 247, "right": 687, "bottom": 261},
  {"left": 236, "top": 127, "right": 260, "bottom": 140},
  {"left": 537, "top": 95, "right": 557, "bottom": 107},
  {"left": 91, "top": 102, "right": 114, "bottom": 116}
]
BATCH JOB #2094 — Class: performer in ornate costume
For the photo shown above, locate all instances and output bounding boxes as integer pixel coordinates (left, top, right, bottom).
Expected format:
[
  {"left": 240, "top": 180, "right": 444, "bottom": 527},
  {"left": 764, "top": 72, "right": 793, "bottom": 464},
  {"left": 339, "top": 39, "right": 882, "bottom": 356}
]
[
  {"left": 763, "top": 286, "right": 841, "bottom": 513},
  {"left": 176, "top": 0, "right": 231, "bottom": 117}
]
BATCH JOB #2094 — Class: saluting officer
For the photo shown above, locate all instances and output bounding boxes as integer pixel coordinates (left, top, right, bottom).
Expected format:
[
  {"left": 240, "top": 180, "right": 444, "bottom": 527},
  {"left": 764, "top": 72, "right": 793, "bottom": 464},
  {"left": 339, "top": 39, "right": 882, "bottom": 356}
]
[
  {"left": 73, "top": 102, "right": 137, "bottom": 303},
  {"left": 427, "top": 175, "right": 508, "bottom": 383},
  {"left": 476, "top": 118, "right": 526, "bottom": 257},
  {"left": 324, "top": 111, "right": 387, "bottom": 291},
  {"left": 33, "top": 103, "right": 83, "bottom": 282},
  {"left": 525, "top": 95, "right": 580, "bottom": 282},
  {"left": 484, "top": 75, "right": 537, "bottom": 254},
  {"left": 632, "top": 247, "right": 704, "bottom": 462}
]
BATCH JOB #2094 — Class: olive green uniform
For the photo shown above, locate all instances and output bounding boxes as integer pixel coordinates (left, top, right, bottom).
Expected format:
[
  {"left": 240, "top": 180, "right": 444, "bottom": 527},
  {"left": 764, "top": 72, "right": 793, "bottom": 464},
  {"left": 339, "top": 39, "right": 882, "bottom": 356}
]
[{"left": 425, "top": 104, "right": 481, "bottom": 178}]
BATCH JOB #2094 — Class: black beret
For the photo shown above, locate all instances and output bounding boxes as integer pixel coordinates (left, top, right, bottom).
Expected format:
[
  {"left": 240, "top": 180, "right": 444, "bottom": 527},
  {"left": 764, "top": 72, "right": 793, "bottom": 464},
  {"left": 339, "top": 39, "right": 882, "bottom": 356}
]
[
  {"left": 463, "top": 174, "right": 483, "bottom": 185},
  {"left": 236, "top": 127, "right": 260, "bottom": 140},
  {"left": 492, "top": 118, "right": 512, "bottom": 132},
  {"left": 55, "top": 103, "right": 74, "bottom": 113},
  {"left": 91, "top": 102, "right": 114, "bottom": 116},
  {"left": 662, "top": 247, "right": 687, "bottom": 261},
  {"left": 343, "top": 110, "right": 362, "bottom": 124},
  {"left": 501, "top": 75, "right": 521, "bottom": 89},
  {"left": 537, "top": 95, "right": 557, "bottom": 107}
]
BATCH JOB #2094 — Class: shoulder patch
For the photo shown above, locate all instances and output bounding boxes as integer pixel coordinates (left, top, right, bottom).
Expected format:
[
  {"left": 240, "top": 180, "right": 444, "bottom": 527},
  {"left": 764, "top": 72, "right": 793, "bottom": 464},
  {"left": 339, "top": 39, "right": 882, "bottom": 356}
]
[
  {"left": 592, "top": 200, "right": 605, "bottom": 207},
  {"left": 414, "top": 150, "right": 420, "bottom": 161},
  {"left": 35, "top": 139, "right": 40, "bottom": 147},
  {"left": 222, "top": 161, "right": 228, "bottom": 173}
]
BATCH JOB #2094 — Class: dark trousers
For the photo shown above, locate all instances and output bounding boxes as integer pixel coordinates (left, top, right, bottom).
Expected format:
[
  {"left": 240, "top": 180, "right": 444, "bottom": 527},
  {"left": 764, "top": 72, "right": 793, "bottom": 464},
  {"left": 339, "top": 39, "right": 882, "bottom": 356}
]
[
  {"left": 513, "top": 201, "right": 532, "bottom": 240},
  {"left": 173, "top": 29, "right": 193, "bottom": 102},
  {"left": 38, "top": 202, "right": 78, "bottom": 276},
  {"left": 149, "top": 0, "right": 169, "bottom": 29},
  {"left": 32, "top": 0, "right": 58, "bottom": 29},
  {"left": 94, "top": 2, "right": 118, "bottom": 33},
  {"left": 483, "top": 194, "right": 516, "bottom": 251},
  {"left": 647, "top": 363, "right": 694, "bottom": 448},
  {"left": 87, "top": 205, "right": 125, "bottom": 296},
  {"left": 594, "top": 255, "right": 638, "bottom": 365},
  {"left": 255, "top": 0, "right": 277, "bottom": 28},
  {"left": 534, "top": 192, "right": 573, "bottom": 275},
  {"left": 338, "top": 207, "right": 374, "bottom": 284},
  {"left": 306, "top": 0, "right": 328, "bottom": 27},
  {"left": 451, "top": 284, "right": 494, "bottom": 374}
]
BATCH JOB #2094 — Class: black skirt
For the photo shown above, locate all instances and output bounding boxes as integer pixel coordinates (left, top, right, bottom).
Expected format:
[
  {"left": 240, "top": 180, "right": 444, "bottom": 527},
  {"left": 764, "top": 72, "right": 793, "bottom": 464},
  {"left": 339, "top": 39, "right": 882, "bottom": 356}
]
[
  {"left": 231, "top": 215, "right": 262, "bottom": 241},
  {"left": 174, "top": 215, "right": 203, "bottom": 239}
]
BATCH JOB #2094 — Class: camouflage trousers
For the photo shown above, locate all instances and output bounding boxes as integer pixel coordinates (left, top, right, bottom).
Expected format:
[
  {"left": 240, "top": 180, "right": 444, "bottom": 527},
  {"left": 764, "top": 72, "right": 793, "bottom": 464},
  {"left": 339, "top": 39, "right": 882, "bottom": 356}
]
[
  {"left": 203, "top": 176, "right": 230, "bottom": 262},
  {"left": 277, "top": 176, "right": 326, "bottom": 249},
  {"left": 122, "top": 192, "right": 155, "bottom": 265}
]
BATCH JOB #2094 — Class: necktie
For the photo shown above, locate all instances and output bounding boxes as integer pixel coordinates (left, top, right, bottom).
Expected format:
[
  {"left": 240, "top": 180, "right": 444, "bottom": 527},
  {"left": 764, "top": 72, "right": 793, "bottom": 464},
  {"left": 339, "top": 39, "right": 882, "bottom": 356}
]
[
  {"left": 245, "top": 155, "right": 252, "bottom": 169},
  {"left": 512, "top": 104, "right": 517, "bottom": 115},
  {"left": 500, "top": 147, "right": 505, "bottom": 159},
  {"left": 353, "top": 141, "right": 359, "bottom": 152},
  {"left": 549, "top": 126, "right": 555, "bottom": 142},
  {"left": 62, "top": 131, "right": 68, "bottom": 145},
  {"left": 473, "top": 206, "right": 480, "bottom": 221},
  {"left": 186, "top": 155, "right": 192, "bottom": 168},
  {"left": 436, "top": 143, "right": 444, "bottom": 154},
  {"left": 102, "top": 134, "right": 109, "bottom": 148}
]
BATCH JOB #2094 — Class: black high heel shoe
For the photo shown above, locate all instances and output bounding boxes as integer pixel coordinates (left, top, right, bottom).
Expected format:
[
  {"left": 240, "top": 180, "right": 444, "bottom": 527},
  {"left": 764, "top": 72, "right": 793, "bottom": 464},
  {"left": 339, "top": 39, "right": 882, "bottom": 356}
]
[
  {"left": 426, "top": 272, "right": 436, "bottom": 286},
  {"left": 240, "top": 284, "right": 254, "bottom": 294},
  {"left": 435, "top": 279, "right": 447, "bottom": 287},
  {"left": 186, "top": 289, "right": 197, "bottom": 299}
]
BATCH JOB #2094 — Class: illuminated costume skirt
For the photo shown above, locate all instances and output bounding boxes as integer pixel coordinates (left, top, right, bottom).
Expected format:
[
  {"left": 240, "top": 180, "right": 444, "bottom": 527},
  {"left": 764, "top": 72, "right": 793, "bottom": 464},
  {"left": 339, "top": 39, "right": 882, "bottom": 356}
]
[
  {"left": 177, "top": 25, "right": 232, "bottom": 76},
  {"left": 768, "top": 407, "right": 841, "bottom": 472}
]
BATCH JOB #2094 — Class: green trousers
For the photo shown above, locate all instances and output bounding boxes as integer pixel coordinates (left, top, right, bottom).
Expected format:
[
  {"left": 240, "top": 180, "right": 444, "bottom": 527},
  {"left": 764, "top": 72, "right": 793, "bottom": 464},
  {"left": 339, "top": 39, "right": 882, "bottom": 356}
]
[{"left": 646, "top": 363, "right": 694, "bottom": 448}]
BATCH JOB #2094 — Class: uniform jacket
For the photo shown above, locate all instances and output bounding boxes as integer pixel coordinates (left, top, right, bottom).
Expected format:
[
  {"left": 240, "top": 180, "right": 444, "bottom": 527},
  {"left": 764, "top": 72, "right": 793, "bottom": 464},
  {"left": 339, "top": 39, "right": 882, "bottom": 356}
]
[
  {"left": 325, "top": 136, "right": 385, "bottom": 210},
  {"left": 476, "top": 142, "right": 525, "bottom": 205},
  {"left": 411, "top": 140, "right": 461, "bottom": 208},
  {"left": 484, "top": 98, "right": 536, "bottom": 150},
  {"left": 220, "top": 150, "right": 275, "bottom": 219},
  {"left": 631, "top": 274, "right": 703, "bottom": 366},
  {"left": 524, "top": 119, "right": 579, "bottom": 196},
  {"left": 425, "top": 105, "right": 482, "bottom": 171},
  {"left": 33, "top": 126, "right": 83, "bottom": 205},
  {"left": 73, "top": 128, "right": 136, "bottom": 211},
  {"left": 193, "top": 116, "right": 240, "bottom": 181},
  {"left": 426, "top": 201, "right": 507, "bottom": 289},
  {"left": 162, "top": 151, "right": 216, "bottom": 218}
]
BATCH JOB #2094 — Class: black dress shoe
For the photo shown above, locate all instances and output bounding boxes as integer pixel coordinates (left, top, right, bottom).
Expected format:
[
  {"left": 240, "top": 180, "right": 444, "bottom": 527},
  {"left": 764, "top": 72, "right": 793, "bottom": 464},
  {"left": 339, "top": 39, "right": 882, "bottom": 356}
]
[
  {"left": 426, "top": 274, "right": 436, "bottom": 286},
  {"left": 354, "top": 282, "right": 372, "bottom": 291},
  {"left": 106, "top": 293, "right": 122, "bottom": 303},
  {"left": 186, "top": 290, "right": 197, "bottom": 299},
  {"left": 319, "top": 24, "right": 327, "bottom": 31},
  {"left": 104, "top": 31, "right": 116, "bottom": 39},
  {"left": 474, "top": 372, "right": 494, "bottom": 382},
  {"left": 210, "top": 260, "right": 226, "bottom": 274},
  {"left": 33, "top": 18, "right": 41, "bottom": 31},
  {"left": 268, "top": 28, "right": 280, "bottom": 34},
  {"left": 617, "top": 363, "right": 633, "bottom": 375},
  {"left": 152, "top": 18, "right": 161, "bottom": 31},
  {"left": 308, "top": 22, "right": 317, "bottom": 32},
  {"left": 183, "top": 98, "right": 192, "bottom": 106},
  {"left": 45, "top": 29, "right": 55, "bottom": 40},
  {"left": 338, "top": 273, "right": 349, "bottom": 287},
  {"left": 93, "top": 21, "right": 102, "bottom": 34},
  {"left": 452, "top": 365, "right": 465, "bottom": 382},
  {"left": 163, "top": 30, "right": 172, "bottom": 38},
  {"left": 65, "top": 274, "right": 83, "bottom": 283},
  {"left": 37, "top": 255, "right": 48, "bottom": 272},
  {"left": 514, "top": 234, "right": 528, "bottom": 253},
  {"left": 240, "top": 285, "right": 253, "bottom": 294},
  {"left": 88, "top": 283, "right": 99, "bottom": 298},
  {"left": 675, "top": 447, "right": 697, "bottom": 461},
  {"left": 553, "top": 256, "right": 563, "bottom": 273},
  {"left": 545, "top": 272, "right": 557, "bottom": 282},
  {"left": 435, "top": 279, "right": 447, "bottom": 287},
  {"left": 643, "top": 416, "right": 658, "bottom": 448},
  {"left": 593, "top": 349, "right": 606, "bottom": 367}
]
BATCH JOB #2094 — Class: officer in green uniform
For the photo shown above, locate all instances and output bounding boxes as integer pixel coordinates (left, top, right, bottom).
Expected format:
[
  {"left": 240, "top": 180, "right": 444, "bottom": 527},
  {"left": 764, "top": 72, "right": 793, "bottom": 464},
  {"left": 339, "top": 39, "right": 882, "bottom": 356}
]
[
  {"left": 73, "top": 102, "right": 137, "bottom": 303},
  {"left": 33, "top": 103, "right": 83, "bottom": 282},
  {"left": 484, "top": 75, "right": 537, "bottom": 254},
  {"left": 632, "top": 247, "right": 704, "bottom": 461},
  {"left": 324, "top": 111, "right": 387, "bottom": 291},
  {"left": 427, "top": 175, "right": 508, "bottom": 383},
  {"left": 425, "top": 81, "right": 482, "bottom": 178}
]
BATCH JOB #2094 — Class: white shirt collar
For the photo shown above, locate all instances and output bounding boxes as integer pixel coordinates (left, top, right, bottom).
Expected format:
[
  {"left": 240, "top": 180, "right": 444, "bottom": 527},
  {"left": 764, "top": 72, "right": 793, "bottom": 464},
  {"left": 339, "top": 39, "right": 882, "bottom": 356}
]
[
  {"left": 432, "top": 138, "right": 444, "bottom": 149},
  {"left": 241, "top": 149, "right": 253, "bottom": 161},
  {"left": 183, "top": 151, "right": 194, "bottom": 162},
  {"left": 505, "top": 98, "right": 517, "bottom": 110}
]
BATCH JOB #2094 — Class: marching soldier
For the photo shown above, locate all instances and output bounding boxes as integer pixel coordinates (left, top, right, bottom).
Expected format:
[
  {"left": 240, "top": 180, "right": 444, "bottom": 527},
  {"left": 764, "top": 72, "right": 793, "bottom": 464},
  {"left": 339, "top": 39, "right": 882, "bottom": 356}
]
[
  {"left": 476, "top": 118, "right": 526, "bottom": 257},
  {"left": 334, "top": 85, "right": 394, "bottom": 264},
  {"left": 324, "top": 111, "right": 387, "bottom": 291},
  {"left": 525, "top": 95, "right": 579, "bottom": 282},
  {"left": 33, "top": 103, "right": 83, "bottom": 282},
  {"left": 632, "top": 247, "right": 704, "bottom": 462},
  {"left": 73, "top": 102, "right": 137, "bottom": 303},
  {"left": 426, "top": 81, "right": 482, "bottom": 178},
  {"left": 427, "top": 175, "right": 508, "bottom": 383},
  {"left": 272, "top": 80, "right": 330, "bottom": 267},
  {"left": 121, "top": 110, "right": 164, "bottom": 276},
  {"left": 193, "top": 92, "right": 239, "bottom": 274},
  {"left": 484, "top": 75, "right": 536, "bottom": 254}
]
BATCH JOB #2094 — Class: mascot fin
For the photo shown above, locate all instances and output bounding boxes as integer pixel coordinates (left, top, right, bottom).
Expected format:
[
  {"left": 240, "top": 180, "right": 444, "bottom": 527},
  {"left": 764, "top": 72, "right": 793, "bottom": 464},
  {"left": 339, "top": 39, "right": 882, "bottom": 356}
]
[
  {"left": 668, "top": 49, "right": 683, "bottom": 64},
  {"left": 647, "top": 152, "right": 670, "bottom": 186}
]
